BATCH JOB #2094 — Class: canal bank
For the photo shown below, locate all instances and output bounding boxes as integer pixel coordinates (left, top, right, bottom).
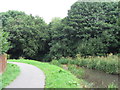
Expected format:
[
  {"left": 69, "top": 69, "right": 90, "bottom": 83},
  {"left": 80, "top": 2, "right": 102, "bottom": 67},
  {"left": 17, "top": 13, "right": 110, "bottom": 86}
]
[{"left": 62, "top": 64, "right": 119, "bottom": 88}]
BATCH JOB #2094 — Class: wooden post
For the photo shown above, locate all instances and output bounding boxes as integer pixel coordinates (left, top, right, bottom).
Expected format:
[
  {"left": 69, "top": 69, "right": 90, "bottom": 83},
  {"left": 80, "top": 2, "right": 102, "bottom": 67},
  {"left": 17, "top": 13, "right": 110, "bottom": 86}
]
[{"left": 0, "top": 54, "right": 7, "bottom": 74}]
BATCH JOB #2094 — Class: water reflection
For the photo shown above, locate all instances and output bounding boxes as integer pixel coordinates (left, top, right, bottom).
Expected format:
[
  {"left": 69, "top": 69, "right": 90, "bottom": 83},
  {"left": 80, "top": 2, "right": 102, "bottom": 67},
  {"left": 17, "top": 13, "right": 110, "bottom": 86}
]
[{"left": 82, "top": 67, "right": 119, "bottom": 88}]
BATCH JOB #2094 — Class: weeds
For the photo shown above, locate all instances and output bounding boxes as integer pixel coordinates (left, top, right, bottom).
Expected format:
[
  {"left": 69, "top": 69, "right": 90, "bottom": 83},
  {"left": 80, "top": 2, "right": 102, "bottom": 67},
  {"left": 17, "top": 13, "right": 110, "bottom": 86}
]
[
  {"left": 58, "top": 54, "right": 119, "bottom": 74},
  {"left": 108, "top": 82, "right": 118, "bottom": 89}
]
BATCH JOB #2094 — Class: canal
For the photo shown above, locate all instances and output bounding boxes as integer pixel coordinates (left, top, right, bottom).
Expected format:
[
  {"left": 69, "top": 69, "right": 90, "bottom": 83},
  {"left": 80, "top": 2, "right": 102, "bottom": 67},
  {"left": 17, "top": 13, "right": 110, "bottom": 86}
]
[
  {"left": 82, "top": 67, "right": 119, "bottom": 88},
  {"left": 62, "top": 64, "right": 119, "bottom": 88}
]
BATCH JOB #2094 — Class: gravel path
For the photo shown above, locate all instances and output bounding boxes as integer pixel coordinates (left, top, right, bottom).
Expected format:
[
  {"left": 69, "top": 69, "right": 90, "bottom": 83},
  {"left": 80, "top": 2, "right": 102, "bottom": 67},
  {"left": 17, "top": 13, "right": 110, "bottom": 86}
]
[{"left": 5, "top": 62, "right": 45, "bottom": 88}]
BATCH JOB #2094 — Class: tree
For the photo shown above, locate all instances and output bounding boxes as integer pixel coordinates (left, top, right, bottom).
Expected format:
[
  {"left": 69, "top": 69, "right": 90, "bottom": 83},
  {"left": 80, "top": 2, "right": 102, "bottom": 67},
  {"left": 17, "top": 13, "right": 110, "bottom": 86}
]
[
  {"left": 47, "top": 17, "right": 66, "bottom": 59},
  {"left": 0, "top": 29, "right": 10, "bottom": 55},
  {"left": 62, "top": 1, "right": 119, "bottom": 56},
  {"left": 46, "top": 2, "right": 119, "bottom": 59},
  {"left": 0, "top": 10, "right": 48, "bottom": 59}
]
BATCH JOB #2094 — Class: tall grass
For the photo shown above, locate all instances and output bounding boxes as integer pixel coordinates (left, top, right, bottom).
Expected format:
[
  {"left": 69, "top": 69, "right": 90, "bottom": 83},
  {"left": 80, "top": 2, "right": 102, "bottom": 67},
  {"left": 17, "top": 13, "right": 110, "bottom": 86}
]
[
  {"left": 108, "top": 82, "right": 118, "bottom": 89},
  {"left": 58, "top": 54, "right": 119, "bottom": 74}
]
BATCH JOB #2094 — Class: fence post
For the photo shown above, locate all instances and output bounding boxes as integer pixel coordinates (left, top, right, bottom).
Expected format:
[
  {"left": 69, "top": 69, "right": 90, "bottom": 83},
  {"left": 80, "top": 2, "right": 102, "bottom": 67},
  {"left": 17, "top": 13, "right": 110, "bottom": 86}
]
[{"left": 0, "top": 55, "right": 7, "bottom": 74}]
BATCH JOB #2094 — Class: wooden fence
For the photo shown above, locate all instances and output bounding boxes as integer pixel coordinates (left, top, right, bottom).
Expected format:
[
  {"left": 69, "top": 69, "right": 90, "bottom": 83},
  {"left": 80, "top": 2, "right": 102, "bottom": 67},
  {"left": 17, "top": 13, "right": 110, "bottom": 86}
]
[{"left": 0, "top": 55, "right": 7, "bottom": 74}]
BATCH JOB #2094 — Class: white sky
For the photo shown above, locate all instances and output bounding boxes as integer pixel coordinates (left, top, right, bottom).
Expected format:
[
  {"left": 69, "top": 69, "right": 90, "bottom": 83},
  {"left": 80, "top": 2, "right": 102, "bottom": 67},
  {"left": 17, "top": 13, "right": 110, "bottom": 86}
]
[{"left": 0, "top": 0, "right": 77, "bottom": 23}]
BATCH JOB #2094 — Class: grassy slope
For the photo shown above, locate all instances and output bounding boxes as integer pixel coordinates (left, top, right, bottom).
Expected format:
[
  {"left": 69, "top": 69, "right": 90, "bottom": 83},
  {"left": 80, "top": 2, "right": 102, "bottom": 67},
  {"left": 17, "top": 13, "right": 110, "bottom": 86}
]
[
  {"left": 9, "top": 59, "right": 82, "bottom": 88},
  {"left": 0, "top": 63, "right": 20, "bottom": 89},
  {"left": 50, "top": 60, "right": 92, "bottom": 88}
]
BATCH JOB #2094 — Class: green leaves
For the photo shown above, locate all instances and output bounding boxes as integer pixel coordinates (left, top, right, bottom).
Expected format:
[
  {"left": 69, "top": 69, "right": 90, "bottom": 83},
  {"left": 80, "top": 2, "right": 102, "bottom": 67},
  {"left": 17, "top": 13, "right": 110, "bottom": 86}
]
[
  {"left": 0, "top": 29, "right": 10, "bottom": 55},
  {"left": 78, "top": 37, "right": 107, "bottom": 56},
  {"left": 0, "top": 1, "right": 119, "bottom": 61},
  {"left": 47, "top": 2, "right": 119, "bottom": 59},
  {"left": 1, "top": 10, "right": 48, "bottom": 59},
  {"left": 63, "top": 2, "right": 119, "bottom": 56}
]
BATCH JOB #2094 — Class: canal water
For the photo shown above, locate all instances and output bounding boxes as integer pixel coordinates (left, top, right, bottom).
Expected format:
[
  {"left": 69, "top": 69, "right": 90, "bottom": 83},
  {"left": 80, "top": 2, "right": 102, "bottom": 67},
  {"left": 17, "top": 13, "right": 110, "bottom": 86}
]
[
  {"left": 62, "top": 65, "right": 119, "bottom": 88},
  {"left": 82, "top": 67, "right": 119, "bottom": 88}
]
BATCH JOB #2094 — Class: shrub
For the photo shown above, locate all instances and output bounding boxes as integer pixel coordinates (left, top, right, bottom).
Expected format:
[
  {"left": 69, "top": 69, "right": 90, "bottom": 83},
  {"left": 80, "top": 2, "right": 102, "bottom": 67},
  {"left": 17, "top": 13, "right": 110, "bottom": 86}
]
[
  {"left": 58, "top": 58, "right": 70, "bottom": 64},
  {"left": 108, "top": 83, "right": 118, "bottom": 89},
  {"left": 50, "top": 60, "right": 61, "bottom": 66},
  {"left": 0, "top": 29, "right": 10, "bottom": 55}
]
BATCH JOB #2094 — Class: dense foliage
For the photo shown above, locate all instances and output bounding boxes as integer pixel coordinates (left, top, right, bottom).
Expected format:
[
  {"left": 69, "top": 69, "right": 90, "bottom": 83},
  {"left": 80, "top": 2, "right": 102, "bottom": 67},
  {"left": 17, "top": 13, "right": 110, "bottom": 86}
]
[
  {"left": 0, "top": 1, "right": 119, "bottom": 61},
  {"left": 49, "top": 2, "right": 119, "bottom": 57},
  {"left": 0, "top": 29, "right": 10, "bottom": 55},
  {"left": 58, "top": 55, "right": 119, "bottom": 74},
  {"left": 0, "top": 11, "right": 49, "bottom": 59}
]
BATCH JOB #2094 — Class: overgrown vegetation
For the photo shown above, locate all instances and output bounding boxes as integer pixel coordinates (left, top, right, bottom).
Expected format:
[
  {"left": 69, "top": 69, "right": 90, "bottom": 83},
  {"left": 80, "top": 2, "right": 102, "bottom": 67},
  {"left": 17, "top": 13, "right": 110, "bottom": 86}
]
[
  {"left": 51, "top": 59, "right": 119, "bottom": 88},
  {"left": 0, "top": 29, "right": 10, "bottom": 55},
  {"left": 0, "top": 1, "right": 119, "bottom": 61},
  {"left": 1, "top": 63, "right": 20, "bottom": 88},
  {"left": 64, "top": 64, "right": 92, "bottom": 88},
  {"left": 51, "top": 60, "right": 85, "bottom": 78},
  {"left": 67, "top": 64, "right": 85, "bottom": 79},
  {"left": 108, "top": 83, "right": 118, "bottom": 89},
  {"left": 58, "top": 54, "right": 119, "bottom": 74},
  {"left": 8, "top": 59, "right": 87, "bottom": 88}
]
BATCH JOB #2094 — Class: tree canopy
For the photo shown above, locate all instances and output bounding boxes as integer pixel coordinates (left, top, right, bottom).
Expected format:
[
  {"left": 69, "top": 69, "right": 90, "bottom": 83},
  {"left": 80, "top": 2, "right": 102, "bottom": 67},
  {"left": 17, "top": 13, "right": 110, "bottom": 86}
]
[
  {"left": 47, "top": 2, "right": 119, "bottom": 58},
  {"left": 0, "top": 10, "right": 48, "bottom": 59},
  {"left": 0, "top": 1, "right": 119, "bottom": 61}
]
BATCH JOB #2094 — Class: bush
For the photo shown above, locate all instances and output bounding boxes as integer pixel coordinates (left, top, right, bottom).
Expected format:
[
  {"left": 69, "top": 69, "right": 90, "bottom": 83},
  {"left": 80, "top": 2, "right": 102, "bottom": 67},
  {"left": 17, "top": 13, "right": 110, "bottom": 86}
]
[
  {"left": 0, "top": 29, "right": 10, "bottom": 55},
  {"left": 58, "top": 58, "right": 70, "bottom": 64},
  {"left": 50, "top": 60, "right": 61, "bottom": 66},
  {"left": 108, "top": 83, "right": 118, "bottom": 89}
]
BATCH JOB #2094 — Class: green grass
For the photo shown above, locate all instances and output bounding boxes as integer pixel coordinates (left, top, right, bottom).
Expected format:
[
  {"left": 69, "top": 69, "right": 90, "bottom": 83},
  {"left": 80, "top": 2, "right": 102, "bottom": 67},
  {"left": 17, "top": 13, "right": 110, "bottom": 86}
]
[
  {"left": 0, "top": 63, "right": 20, "bottom": 89},
  {"left": 8, "top": 59, "right": 82, "bottom": 88},
  {"left": 67, "top": 64, "right": 85, "bottom": 79},
  {"left": 108, "top": 82, "right": 118, "bottom": 89},
  {"left": 50, "top": 60, "right": 92, "bottom": 88}
]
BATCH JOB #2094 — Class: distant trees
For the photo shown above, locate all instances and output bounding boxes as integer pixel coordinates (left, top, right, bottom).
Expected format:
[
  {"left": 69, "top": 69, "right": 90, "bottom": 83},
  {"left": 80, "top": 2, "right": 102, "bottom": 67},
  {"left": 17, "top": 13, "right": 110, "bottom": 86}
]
[
  {"left": 61, "top": 2, "right": 119, "bottom": 56},
  {"left": 0, "top": 1, "right": 119, "bottom": 61},
  {"left": 48, "top": 18, "right": 68, "bottom": 59},
  {"left": 0, "top": 10, "right": 48, "bottom": 59},
  {"left": 118, "top": 1, "right": 120, "bottom": 53},
  {"left": 48, "top": 2, "right": 119, "bottom": 58}
]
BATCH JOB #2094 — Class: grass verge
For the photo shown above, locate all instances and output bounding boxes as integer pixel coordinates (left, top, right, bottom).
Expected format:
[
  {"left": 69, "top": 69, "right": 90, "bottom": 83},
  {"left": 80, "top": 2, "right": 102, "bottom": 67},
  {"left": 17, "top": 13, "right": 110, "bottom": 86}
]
[
  {"left": 0, "top": 63, "right": 20, "bottom": 89},
  {"left": 8, "top": 59, "right": 81, "bottom": 88},
  {"left": 50, "top": 60, "right": 92, "bottom": 88}
]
